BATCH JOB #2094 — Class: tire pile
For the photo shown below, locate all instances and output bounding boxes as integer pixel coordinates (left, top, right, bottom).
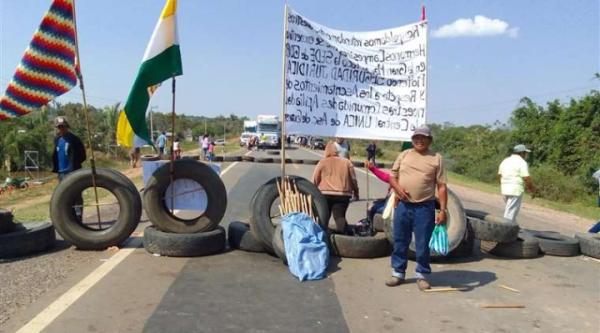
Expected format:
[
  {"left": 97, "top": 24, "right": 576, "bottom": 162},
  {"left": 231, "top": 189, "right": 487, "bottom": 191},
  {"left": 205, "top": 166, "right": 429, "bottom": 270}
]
[
  {"left": 1, "top": 209, "right": 56, "bottom": 258},
  {"left": 466, "top": 209, "right": 594, "bottom": 258},
  {"left": 229, "top": 176, "right": 393, "bottom": 261},
  {"left": 50, "top": 168, "right": 142, "bottom": 250},
  {"left": 142, "top": 159, "right": 228, "bottom": 257}
]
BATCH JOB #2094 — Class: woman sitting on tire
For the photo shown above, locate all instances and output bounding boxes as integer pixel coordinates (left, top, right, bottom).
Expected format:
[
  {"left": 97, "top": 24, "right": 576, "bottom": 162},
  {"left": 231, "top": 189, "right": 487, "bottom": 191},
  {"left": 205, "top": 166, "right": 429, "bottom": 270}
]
[{"left": 312, "top": 142, "right": 359, "bottom": 234}]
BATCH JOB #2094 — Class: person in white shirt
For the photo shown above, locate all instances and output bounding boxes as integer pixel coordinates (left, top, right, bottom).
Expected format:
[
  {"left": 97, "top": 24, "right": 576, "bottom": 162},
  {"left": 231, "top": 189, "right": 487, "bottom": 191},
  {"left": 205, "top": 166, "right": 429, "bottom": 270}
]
[
  {"left": 498, "top": 144, "right": 535, "bottom": 223},
  {"left": 334, "top": 137, "right": 351, "bottom": 160}
]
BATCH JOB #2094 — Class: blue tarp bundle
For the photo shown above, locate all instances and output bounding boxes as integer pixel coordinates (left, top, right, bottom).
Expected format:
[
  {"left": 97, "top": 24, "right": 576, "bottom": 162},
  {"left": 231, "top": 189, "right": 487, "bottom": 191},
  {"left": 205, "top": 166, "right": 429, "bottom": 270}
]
[{"left": 281, "top": 212, "right": 329, "bottom": 281}]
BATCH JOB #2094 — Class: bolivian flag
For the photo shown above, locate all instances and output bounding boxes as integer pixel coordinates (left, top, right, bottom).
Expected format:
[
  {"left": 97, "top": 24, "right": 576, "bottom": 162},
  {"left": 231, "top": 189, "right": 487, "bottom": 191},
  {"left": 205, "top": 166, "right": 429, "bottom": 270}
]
[{"left": 116, "top": 0, "right": 182, "bottom": 147}]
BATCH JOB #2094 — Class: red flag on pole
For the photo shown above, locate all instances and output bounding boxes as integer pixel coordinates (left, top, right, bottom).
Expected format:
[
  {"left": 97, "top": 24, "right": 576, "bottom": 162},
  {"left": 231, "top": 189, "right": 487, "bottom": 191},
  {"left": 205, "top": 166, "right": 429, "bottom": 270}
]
[{"left": 421, "top": 5, "right": 426, "bottom": 21}]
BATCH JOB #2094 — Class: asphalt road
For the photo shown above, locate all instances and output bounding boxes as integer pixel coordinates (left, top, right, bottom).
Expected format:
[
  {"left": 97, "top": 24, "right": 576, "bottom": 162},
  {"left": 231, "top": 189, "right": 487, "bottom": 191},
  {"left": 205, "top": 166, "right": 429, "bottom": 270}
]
[{"left": 1, "top": 146, "right": 599, "bottom": 333}]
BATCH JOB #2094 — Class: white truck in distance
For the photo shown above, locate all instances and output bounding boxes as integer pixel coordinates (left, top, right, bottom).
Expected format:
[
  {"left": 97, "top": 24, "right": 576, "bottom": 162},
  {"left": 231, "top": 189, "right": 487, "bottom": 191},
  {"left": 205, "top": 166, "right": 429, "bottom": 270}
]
[
  {"left": 240, "top": 120, "right": 257, "bottom": 146},
  {"left": 256, "top": 115, "right": 281, "bottom": 149}
]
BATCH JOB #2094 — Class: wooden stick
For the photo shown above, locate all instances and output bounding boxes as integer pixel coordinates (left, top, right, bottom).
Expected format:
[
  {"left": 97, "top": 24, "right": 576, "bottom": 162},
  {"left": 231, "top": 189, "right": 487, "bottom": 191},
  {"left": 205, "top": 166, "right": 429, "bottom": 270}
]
[
  {"left": 480, "top": 304, "right": 525, "bottom": 309},
  {"left": 498, "top": 285, "right": 520, "bottom": 293},
  {"left": 308, "top": 194, "right": 314, "bottom": 220},
  {"left": 423, "top": 287, "right": 467, "bottom": 293}
]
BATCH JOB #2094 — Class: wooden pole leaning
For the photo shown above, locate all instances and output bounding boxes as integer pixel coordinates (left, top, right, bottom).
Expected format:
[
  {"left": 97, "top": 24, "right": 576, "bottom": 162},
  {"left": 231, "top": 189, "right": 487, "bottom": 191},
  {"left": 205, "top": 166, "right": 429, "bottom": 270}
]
[
  {"left": 169, "top": 77, "right": 176, "bottom": 214},
  {"left": 278, "top": 4, "right": 289, "bottom": 198},
  {"left": 72, "top": 0, "right": 102, "bottom": 229}
]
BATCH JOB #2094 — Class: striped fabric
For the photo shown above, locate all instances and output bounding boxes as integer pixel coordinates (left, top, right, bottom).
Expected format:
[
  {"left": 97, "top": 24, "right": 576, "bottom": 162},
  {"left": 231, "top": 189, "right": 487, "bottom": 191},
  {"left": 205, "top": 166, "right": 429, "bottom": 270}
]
[{"left": 0, "top": 0, "right": 78, "bottom": 120}]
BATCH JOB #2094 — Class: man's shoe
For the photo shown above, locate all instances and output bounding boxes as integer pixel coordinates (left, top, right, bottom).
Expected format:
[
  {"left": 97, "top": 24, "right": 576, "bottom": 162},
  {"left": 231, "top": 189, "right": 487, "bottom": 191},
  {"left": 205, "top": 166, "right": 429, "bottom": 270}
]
[
  {"left": 385, "top": 276, "right": 405, "bottom": 287},
  {"left": 416, "top": 279, "right": 431, "bottom": 291}
]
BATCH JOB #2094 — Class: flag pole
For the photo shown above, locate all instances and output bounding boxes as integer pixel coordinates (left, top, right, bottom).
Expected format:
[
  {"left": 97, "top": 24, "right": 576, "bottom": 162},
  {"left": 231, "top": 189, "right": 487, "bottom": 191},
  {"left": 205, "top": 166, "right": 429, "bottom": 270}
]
[
  {"left": 279, "top": 4, "right": 289, "bottom": 184},
  {"left": 169, "top": 76, "right": 176, "bottom": 213},
  {"left": 72, "top": 0, "right": 103, "bottom": 229}
]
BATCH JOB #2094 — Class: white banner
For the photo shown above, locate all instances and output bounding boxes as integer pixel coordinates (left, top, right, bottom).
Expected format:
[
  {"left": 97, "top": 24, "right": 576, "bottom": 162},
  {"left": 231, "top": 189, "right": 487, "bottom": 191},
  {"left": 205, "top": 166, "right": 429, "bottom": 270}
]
[{"left": 284, "top": 8, "right": 427, "bottom": 141}]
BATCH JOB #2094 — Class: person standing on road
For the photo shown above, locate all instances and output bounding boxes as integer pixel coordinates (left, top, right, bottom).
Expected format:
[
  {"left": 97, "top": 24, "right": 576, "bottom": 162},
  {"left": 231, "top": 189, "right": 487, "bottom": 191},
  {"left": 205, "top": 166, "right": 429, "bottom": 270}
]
[
  {"left": 52, "top": 116, "right": 86, "bottom": 181},
  {"left": 366, "top": 141, "right": 377, "bottom": 163},
  {"left": 156, "top": 131, "right": 167, "bottom": 158},
  {"left": 386, "top": 125, "right": 447, "bottom": 291},
  {"left": 201, "top": 134, "right": 210, "bottom": 159},
  {"left": 52, "top": 116, "right": 86, "bottom": 222},
  {"left": 334, "top": 137, "right": 351, "bottom": 159},
  {"left": 173, "top": 137, "right": 181, "bottom": 160},
  {"left": 313, "top": 143, "right": 359, "bottom": 234},
  {"left": 498, "top": 144, "right": 535, "bottom": 223}
]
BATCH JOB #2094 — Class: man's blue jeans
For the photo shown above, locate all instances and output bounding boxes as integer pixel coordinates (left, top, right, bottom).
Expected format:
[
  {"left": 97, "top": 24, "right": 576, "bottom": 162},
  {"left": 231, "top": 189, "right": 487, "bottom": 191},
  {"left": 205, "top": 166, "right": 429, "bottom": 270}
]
[{"left": 391, "top": 200, "right": 435, "bottom": 279}]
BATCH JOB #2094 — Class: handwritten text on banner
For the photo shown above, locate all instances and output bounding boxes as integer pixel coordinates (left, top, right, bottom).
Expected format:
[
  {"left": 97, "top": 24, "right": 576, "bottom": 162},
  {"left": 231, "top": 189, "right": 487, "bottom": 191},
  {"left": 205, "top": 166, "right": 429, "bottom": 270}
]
[{"left": 284, "top": 8, "right": 427, "bottom": 141}]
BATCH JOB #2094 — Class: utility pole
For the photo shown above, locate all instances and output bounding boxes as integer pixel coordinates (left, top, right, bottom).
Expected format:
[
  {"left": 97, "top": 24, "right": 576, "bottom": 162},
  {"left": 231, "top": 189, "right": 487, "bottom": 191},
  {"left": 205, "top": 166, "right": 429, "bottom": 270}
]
[
  {"left": 223, "top": 121, "right": 226, "bottom": 153},
  {"left": 204, "top": 119, "right": 207, "bottom": 135},
  {"left": 149, "top": 105, "right": 158, "bottom": 142}
]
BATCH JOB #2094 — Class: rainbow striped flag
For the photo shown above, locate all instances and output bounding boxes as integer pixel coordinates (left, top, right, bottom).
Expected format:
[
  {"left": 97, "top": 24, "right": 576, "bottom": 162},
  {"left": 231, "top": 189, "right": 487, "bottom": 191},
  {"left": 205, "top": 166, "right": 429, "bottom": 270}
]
[{"left": 0, "top": 0, "right": 78, "bottom": 120}]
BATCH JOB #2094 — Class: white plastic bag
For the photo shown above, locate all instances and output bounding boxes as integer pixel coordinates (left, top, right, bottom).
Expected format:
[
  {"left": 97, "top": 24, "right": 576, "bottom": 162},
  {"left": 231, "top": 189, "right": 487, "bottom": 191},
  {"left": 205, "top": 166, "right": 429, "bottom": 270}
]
[{"left": 381, "top": 191, "right": 396, "bottom": 221}]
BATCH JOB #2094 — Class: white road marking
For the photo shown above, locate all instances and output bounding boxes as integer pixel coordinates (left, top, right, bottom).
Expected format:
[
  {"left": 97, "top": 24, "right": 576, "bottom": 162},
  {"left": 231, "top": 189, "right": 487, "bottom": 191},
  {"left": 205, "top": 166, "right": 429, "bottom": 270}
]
[
  {"left": 16, "top": 159, "right": 243, "bottom": 332},
  {"left": 16, "top": 238, "right": 142, "bottom": 333}
]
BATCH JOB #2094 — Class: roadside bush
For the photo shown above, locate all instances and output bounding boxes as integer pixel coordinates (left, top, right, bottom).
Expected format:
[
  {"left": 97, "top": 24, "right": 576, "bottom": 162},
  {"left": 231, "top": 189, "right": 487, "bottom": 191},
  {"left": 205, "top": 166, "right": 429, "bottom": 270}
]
[{"left": 529, "top": 165, "right": 582, "bottom": 203}]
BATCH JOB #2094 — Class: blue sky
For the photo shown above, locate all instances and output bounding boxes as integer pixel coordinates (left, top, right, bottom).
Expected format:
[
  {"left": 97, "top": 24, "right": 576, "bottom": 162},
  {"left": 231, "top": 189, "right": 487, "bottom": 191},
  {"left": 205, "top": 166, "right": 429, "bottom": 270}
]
[{"left": 1, "top": 0, "right": 598, "bottom": 126}]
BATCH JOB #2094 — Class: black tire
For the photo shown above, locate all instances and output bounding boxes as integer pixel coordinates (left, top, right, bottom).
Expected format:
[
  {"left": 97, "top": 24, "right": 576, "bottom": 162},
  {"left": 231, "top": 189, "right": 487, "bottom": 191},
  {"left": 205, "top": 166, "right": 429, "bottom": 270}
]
[
  {"left": 223, "top": 156, "right": 241, "bottom": 162},
  {"left": 447, "top": 221, "right": 475, "bottom": 258},
  {"left": 575, "top": 233, "right": 600, "bottom": 259},
  {"left": 250, "top": 176, "right": 330, "bottom": 252},
  {"left": 143, "top": 159, "right": 227, "bottom": 234},
  {"left": 480, "top": 230, "right": 540, "bottom": 259},
  {"left": 256, "top": 157, "right": 274, "bottom": 163},
  {"left": 303, "top": 160, "right": 319, "bottom": 165},
  {"left": 284, "top": 158, "right": 293, "bottom": 164},
  {"left": 384, "top": 189, "right": 466, "bottom": 253},
  {"left": 375, "top": 162, "right": 385, "bottom": 168},
  {"left": 526, "top": 232, "right": 580, "bottom": 256},
  {"left": 272, "top": 224, "right": 287, "bottom": 264},
  {"left": 467, "top": 216, "right": 519, "bottom": 243},
  {"left": 213, "top": 156, "right": 224, "bottom": 162},
  {"left": 182, "top": 155, "right": 200, "bottom": 161},
  {"left": 143, "top": 225, "right": 225, "bottom": 257},
  {"left": 272, "top": 158, "right": 282, "bottom": 164},
  {"left": 242, "top": 155, "right": 255, "bottom": 162},
  {"left": 291, "top": 159, "right": 303, "bottom": 164},
  {"left": 267, "top": 151, "right": 280, "bottom": 155},
  {"left": 330, "top": 232, "right": 391, "bottom": 258},
  {"left": 0, "top": 221, "right": 56, "bottom": 258},
  {"left": 352, "top": 161, "right": 365, "bottom": 168},
  {"left": 50, "top": 168, "right": 141, "bottom": 250},
  {"left": 372, "top": 213, "right": 384, "bottom": 232},
  {"left": 141, "top": 154, "right": 160, "bottom": 161},
  {"left": 227, "top": 221, "right": 265, "bottom": 253},
  {"left": 0, "top": 208, "right": 16, "bottom": 234}
]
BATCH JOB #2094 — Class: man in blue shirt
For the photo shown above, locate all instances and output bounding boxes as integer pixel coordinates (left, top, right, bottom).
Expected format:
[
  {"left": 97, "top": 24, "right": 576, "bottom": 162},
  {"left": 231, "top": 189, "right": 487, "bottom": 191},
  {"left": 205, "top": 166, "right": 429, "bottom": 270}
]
[
  {"left": 156, "top": 131, "right": 167, "bottom": 158},
  {"left": 52, "top": 117, "right": 86, "bottom": 223},
  {"left": 52, "top": 117, "right": 86, "bottom": 181}
]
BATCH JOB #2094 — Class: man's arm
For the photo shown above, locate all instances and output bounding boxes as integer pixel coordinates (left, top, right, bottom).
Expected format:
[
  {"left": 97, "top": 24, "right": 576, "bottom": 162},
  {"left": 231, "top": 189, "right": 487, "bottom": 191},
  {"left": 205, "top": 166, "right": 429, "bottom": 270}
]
[
  {"left": 436, "top": 182, "right": 448, "bottom": 225},
  {"left": 524, "top": 176, "right": 535, "bottom": 194}
]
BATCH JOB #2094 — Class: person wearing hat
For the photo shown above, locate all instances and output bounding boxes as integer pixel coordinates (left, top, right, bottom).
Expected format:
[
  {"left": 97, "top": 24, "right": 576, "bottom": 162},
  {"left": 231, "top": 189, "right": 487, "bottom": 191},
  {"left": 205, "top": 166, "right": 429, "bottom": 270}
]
[
  {"left": 52, "top": 116, "right": 86, "bottom": 181},
  {"left": 52, "top": 116, "right": 86, "bottom": 223},
  {"left": 386, "top": 124, "right": 447, "bottom": 291},
  {"left": 498, "top": 144, "right": 535, "bottom": 223}
]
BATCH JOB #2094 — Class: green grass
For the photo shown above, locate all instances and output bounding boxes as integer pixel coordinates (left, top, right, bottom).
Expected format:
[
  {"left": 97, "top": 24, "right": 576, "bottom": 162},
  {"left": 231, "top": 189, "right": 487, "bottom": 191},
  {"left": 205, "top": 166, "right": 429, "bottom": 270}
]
[{"left": 12, "top": 175, "right": 143, "bottom": 222}]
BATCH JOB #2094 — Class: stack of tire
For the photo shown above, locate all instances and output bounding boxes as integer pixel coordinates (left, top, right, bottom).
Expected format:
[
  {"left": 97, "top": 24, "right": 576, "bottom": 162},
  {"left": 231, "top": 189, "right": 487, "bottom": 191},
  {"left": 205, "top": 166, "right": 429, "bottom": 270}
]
[
  {"left": 467, "top": 209, "right": 581, "bottom": 258},
  {"left": 1, "top": 209, "right": 56, "bottom": 258},
  {"left": 142, "top": 159, "right": 228, "bottom": 257},
  {"left": 381, "top": 188, "right": 473, "bottom": 260},
  {"left": 50, "top": 168, "right": 142, "bottom": 250},
  {"left": 228, "top": 176, "right": 331, "bottom": 260},
  {"left": 229, "top": 175, "right": 395, "bottom": 261}
]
